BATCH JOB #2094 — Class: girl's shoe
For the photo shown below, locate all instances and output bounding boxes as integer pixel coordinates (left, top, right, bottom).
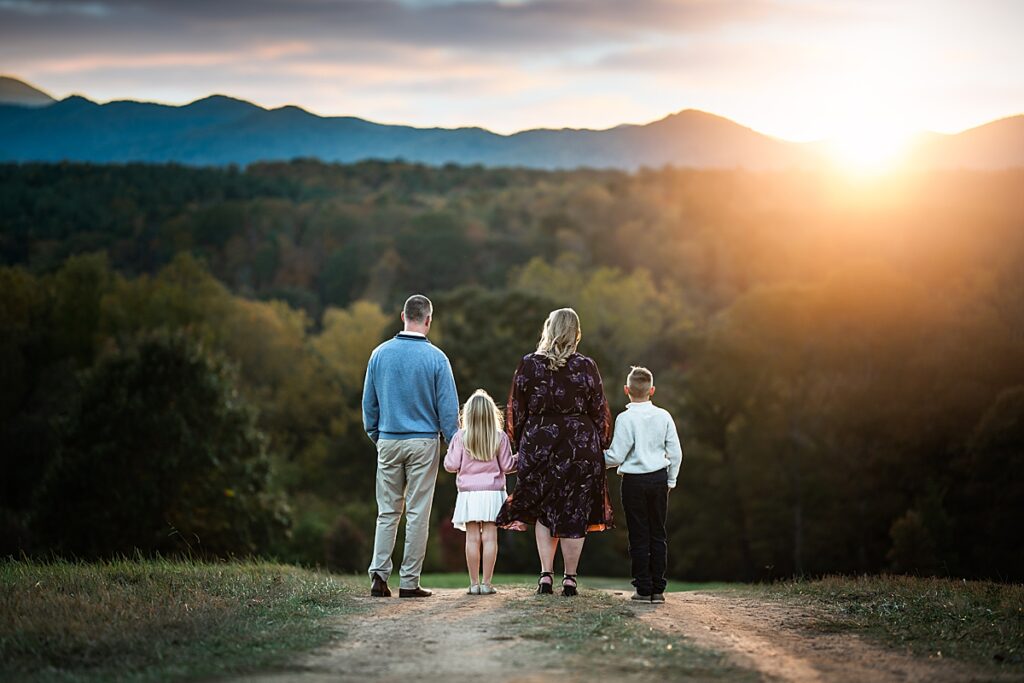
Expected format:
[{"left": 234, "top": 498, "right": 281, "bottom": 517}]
[
  {"left": 468, "top": 584, "right": 480, "bottom": 595},
  {"left": 479, "top": 584, "right": 497, "bottom": 595},
  {"left": 537, "top": 571, "right": 554, "bottom": 595},
  {"left": 562, "top": 574, "right": 578, "bottom": 597}
]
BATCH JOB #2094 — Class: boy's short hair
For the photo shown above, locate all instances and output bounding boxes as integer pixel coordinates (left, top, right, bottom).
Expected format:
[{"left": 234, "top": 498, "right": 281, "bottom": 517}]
[
  {"left": 403, "top": 294, "right": 433, "bottom": 323},
  {"left": 626, "top": 366, "right": 654, "bottom": 399}
]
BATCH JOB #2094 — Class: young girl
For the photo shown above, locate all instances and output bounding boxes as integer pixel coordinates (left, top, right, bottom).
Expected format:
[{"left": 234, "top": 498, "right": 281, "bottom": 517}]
[{"left": 444, "top": 389, "right": 515, "bottom": 595}]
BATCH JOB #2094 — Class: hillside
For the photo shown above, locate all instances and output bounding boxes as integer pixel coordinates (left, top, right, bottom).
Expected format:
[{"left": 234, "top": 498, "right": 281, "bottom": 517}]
[
  {"left": 0, "top": 76, "right": 55, "bottom": 107},
  {"left": 0, "top": 76, "right": 1022, "bottom": 170},
  {"left": 0, "top": 79, "right": 810, "bottom": 170},
  {"left": 910, "top": 115, "right": 1024, "bottom": 169}
]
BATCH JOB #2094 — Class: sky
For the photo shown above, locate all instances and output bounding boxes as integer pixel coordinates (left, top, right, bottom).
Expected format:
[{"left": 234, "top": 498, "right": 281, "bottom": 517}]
[{"left": 2, "top": 0, "right": 1023, "bottom": 141}]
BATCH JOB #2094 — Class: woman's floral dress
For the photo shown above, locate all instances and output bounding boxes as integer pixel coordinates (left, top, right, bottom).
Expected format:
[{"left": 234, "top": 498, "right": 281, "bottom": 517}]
[{"left": 495, "top": 352, "right": 614, "bottom": 538}]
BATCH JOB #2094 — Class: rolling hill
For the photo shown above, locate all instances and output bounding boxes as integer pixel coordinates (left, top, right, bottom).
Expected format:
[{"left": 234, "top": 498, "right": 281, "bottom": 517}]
[
  {"left": 0, "top": 76, "right": 55, "bottom": 107},
  {"left": 0, "top": 77, "right": 1021, "bottom": 170},
  {"left": 909, "top": 116, "right": 1024, "bottom": 170}
]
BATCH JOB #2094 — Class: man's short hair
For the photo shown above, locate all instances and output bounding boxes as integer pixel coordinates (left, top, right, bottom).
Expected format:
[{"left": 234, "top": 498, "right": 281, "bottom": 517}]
[
  {"left": 403, "top": 294, "right": 433, "bottom": 323},
  {"left": 627, "top": 366, "right": 654, "bottom": 399}
]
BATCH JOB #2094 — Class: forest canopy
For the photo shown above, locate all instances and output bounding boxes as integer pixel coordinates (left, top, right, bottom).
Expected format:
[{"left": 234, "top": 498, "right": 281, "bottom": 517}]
[{"left": 1, "top": 160, "right": 1021, "bottom": 581}]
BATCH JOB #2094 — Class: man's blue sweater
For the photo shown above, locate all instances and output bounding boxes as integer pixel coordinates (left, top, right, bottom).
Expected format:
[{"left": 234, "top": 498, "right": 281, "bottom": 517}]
[{"left": 362, "top": 332, "right": 459, "bottom": 443}]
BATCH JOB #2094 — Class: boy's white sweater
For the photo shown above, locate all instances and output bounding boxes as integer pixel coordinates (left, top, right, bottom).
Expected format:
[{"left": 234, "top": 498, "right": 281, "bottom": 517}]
[{"left": 604, "top": 401, "right": 683, "bottom": 488}]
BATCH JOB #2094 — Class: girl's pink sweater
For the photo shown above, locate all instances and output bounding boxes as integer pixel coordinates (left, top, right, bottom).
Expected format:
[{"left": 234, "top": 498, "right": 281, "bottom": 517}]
[{"left": 443, "top": 429, "right": 516, "bottom": 492}]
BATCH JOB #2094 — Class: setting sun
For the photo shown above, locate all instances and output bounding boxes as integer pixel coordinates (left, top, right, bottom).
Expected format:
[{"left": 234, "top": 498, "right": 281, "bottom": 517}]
[{"left": 828, "top": 123, "right": 912, "bottom": 172}]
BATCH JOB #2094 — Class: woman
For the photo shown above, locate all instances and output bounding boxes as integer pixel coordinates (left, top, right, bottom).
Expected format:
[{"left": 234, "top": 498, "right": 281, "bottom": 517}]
[{"left": 496, "top": 307, "right": 614, "bottom": 596}]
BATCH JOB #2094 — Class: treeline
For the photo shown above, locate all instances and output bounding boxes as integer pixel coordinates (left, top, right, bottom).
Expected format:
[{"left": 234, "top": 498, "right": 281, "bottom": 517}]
[{"left": 1, "top": 160, "right": 1022, "bottom": 581}]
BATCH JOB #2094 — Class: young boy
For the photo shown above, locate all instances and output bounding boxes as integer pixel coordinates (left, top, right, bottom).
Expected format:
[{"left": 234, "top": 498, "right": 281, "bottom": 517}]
[{"left": 604, "top": 366, "right": 683, "bottom": 603}]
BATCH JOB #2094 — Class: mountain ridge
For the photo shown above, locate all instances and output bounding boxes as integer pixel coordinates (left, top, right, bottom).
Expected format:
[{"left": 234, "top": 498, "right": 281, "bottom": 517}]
[
  {"left": 0, "top": 76, "right": 56, "bottom": 107},
  {"left": 1, "top": 77, "right": 1021, "bottom": 170}
]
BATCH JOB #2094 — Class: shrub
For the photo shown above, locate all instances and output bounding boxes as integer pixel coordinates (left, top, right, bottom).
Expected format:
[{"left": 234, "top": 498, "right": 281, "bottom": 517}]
[{"left": 31, "top": 332, "right": 289, "bottom": 558}]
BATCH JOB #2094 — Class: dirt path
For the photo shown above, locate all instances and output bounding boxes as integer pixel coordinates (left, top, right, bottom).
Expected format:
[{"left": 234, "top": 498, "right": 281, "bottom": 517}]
[
  {"left": 238, "top": 588, "right": 1006, "bottom": 683},
  {"left": 241, "top": 587, "right": 581, "bottom": 683},
  {"left": 629, "top": 591, "right": 1006, "bottom": 683}
]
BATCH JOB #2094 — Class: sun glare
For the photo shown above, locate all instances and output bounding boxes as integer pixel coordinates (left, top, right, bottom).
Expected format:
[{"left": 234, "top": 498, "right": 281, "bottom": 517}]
[
  {"left": 815, "top": 44, "right": 921, "bottom": 174},
  {"left": 828, "top": 122, "right": 912, "bottom": 173}
]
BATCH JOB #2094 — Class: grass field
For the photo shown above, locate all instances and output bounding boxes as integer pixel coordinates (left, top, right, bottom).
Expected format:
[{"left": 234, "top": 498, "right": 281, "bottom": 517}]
[
  {"left": 0, "top": 563, "right": 724, "bottom": 683},
  {"left": 3, "top": 560, "right": 1021, "bottom": 682},
  {"left": 755, "top": 575, "right": 1024, "bottom": 669},
  {"left": 0, "top": 559, "right": 361, "bottom": 683}
]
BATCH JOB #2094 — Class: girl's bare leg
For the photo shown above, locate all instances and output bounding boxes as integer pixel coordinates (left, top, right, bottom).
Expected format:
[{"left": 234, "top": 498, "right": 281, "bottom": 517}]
[
  {"left": 481, "top": 522, "right": 498, "bottom": 585},
  {"left": 465, "top": 522, "right": 481, "bottom": 585}
]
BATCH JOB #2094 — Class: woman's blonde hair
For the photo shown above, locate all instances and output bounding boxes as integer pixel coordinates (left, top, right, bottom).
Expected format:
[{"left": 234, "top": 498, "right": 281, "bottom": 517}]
[
  {"left": 535, "top": 308, "right": 581, "bottom": 370},
  {"left": 462, "top": 389, "right": 503, "bottom": 461}
]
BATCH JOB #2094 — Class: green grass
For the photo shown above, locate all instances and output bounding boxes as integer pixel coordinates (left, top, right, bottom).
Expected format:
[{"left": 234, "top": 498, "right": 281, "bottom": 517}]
[
  {"left": 12, "top": 561, "right": 1011, "bottom": 682},
  {"left": 419, "top": 572, "right": 729, "bottom": 593},
  {"left": 755, "top": 575, "right": 1024, "bottom": 669},
  {"left": 0, "top": 558, "right": 361, "bottom": 683},
  {"left": 499, "top": 589, "right": 758, "bottom": 681}
]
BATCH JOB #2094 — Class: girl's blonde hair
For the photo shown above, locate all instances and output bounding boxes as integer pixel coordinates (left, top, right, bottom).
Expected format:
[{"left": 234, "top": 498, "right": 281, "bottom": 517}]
[
  {"left": 535, "top": 308, "right": 581, "bottom": 370},
  {"left": 462, "top": 389, "right": 503, "bottom": 461}
]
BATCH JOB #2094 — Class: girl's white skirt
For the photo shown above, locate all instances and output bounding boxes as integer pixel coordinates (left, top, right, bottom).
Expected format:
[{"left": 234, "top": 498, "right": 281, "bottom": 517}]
[{"left": 452, "top": 490, "right": 507, "bottom": 531}]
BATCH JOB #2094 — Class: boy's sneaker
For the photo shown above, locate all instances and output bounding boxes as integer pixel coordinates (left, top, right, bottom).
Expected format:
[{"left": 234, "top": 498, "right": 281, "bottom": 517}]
[
  {"left": 630, "top": 591, "right": 652, "bottom": 602},
  {"left": 651, "top": 593, "right": 666, "bottom": 603}
]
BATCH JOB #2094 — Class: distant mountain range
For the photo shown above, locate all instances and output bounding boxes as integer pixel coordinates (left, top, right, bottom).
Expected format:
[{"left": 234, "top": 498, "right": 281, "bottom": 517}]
[
  {"left": 0, "top": 76, "right": 55, "bottom": 107},
  {"left": 1, "top": 76, "right": 1022, "bottom": 170}
]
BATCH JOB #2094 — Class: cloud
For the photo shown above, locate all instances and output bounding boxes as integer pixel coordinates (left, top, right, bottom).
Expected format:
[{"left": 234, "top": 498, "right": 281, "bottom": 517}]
[
  {"left": 0, "top": 0, "right": 110, "bottom": 16},
  {"left": 0, "top": 0, "right": 1020, "bottom": 138},
  {"left": 0, "top": 0, "right": 818, "bottom": 53},
  {"left": 0, "top": 0, "right": 846, "bottom": 102},
  {"left": 28, "top": 42, "right": 314, "bottom": 75}
]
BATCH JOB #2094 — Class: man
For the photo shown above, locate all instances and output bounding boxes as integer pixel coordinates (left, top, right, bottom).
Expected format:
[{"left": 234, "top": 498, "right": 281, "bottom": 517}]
[{"left": 362, "top": 294, "right": 459, "bottom": 598}]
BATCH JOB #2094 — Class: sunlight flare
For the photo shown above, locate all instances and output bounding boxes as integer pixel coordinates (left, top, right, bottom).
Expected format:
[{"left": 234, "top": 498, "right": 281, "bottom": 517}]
[{"left": 828, "top": 121, "right": 913, "bottom": 172}]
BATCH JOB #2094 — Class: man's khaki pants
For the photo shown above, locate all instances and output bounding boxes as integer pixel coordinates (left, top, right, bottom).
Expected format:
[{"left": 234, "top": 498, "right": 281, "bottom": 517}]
[{"left": 368, "top": 438, "right": 440, "bottom": 589}]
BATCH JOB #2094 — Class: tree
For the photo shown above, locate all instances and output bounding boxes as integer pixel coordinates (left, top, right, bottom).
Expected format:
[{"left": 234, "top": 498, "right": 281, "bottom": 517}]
[
  {"left": 956, "top": 386, "right": 1024, "bottom": 579},
  {"left": 512, "top": 255, "right": 691, "bottom": 371},
  {"left": 33, "top": 333, "right": 288, "bottom": 558},
  {"left": 49, "top": 252, "right": 113, "bottom": 365},
  {"left": 396, "top": 212, "right": 475, "bottom": 293},
  {"left": 432, "top": 287, "right": 558, "bottom": 403},
  {"left": 0, "top": 266, "right": 58, "bottom": 518},
  {"left": 313, "top": 301, "right": 390, "bottom": 391}
]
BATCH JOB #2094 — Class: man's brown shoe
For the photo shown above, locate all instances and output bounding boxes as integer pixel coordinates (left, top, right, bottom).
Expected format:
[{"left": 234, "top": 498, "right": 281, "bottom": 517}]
[
  {"left": 399, "top": 586, "right": 433, "bottom": 598},
  {"left": 370, "top": 572, "right": 391, "bottom": 597}
]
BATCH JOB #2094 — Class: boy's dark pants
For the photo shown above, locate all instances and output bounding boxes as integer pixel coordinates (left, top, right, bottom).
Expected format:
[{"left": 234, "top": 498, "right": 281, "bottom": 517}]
[{"left": 621, "top": 469, "right": 669, "bottom": 595}]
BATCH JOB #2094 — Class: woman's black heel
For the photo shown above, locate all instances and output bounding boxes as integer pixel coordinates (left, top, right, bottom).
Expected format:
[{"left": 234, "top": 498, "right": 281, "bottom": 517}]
[
  {"left": 537, "top": 571, "right": 554, "bottom": 595},
  {"left": 562, "top": 574, "right": 578, "bottom": 597}
]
